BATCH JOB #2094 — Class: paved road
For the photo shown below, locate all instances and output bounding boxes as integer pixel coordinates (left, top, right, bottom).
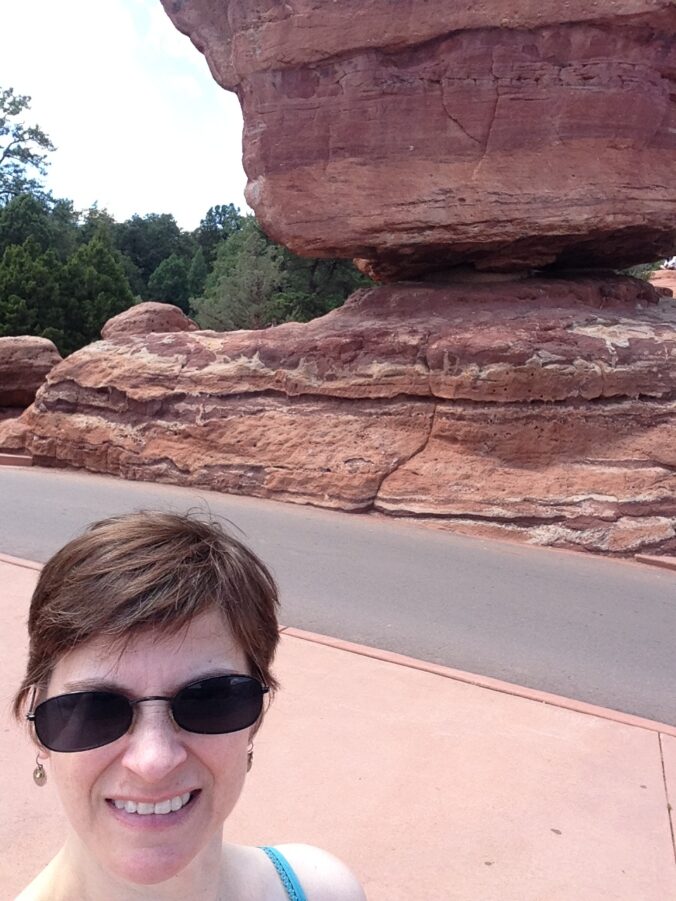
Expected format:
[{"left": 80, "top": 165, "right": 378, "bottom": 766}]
[{"left": 1, "top": 467, "right": 674, "bottom": 724}]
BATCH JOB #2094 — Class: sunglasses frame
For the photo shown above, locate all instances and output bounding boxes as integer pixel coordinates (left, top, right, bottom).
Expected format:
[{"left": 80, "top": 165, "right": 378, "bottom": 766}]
[{"left": 27, "top": 674, "right": 270, "bottom": 753}]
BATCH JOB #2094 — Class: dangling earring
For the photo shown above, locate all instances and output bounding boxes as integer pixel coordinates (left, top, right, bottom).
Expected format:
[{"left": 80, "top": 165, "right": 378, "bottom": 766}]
[
  {"left": 33, "top": 754, "right": 47, "bottom": 787},
  {"left": 247, "top": 742, "right": 254, "bottom": 773}
]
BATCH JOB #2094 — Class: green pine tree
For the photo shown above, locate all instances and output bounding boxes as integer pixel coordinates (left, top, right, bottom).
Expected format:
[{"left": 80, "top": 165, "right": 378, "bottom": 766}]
[
  {"left": 191, "top": 219, "right": 283, "bottom": 330},
  {"left": 59, "top": 234, "right": 134, "bottom": 352},
  {"left": 0, "top": 87, "right": 55, "bottom": 203},
  {"left": 195, "top": 203, "right": 243, "bottom": 264},
  {"left": 0, "top": 194, "right": 53, "bottom": 254},
  {"left": 148, "top": 253, "right": 191, "bottom": 312},
  {"left": 0, "top": 238, "right": 64, "bottom": 343},
  {"left": 187, "top": 247, "right": 208, "bottom": 298}
]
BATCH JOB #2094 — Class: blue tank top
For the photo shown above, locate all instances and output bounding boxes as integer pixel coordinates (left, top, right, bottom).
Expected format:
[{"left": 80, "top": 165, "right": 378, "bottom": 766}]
[{"left": 260, "top": 846, "right": 308, "bottom": 901}]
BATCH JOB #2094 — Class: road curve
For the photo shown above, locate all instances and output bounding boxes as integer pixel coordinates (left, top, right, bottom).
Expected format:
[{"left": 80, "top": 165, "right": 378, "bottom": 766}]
[{"left": 1, "top": 467, "right": 674, "bottom": 724}]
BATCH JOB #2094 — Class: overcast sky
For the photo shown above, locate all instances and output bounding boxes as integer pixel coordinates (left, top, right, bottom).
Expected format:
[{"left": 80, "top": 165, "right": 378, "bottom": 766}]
[{"left": 1, "top": 0, "right": 248, "bottom": 230}]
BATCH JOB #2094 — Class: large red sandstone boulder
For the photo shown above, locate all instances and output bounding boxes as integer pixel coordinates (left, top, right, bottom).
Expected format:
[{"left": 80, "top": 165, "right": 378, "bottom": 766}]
[
  {"left": 15, "top": 276, "right": 676, "bottom": 554},
  {"left": 0, "top": 336, "right": 62, "bottom": 407},
  {"left": 101, "top": 302, "right": 198, "bottom": 339},
  {"left": 162, "top": 0, "right": 676, "bottom": 279}
]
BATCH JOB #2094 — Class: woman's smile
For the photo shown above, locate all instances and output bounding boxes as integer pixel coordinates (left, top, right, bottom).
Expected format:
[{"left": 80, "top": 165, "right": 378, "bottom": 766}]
[
  {"left": 105, "top": 789, "right": 201, "bottom": 831},
  {"left": 109, "top": 790, "right": 194, "bottom": 815}
]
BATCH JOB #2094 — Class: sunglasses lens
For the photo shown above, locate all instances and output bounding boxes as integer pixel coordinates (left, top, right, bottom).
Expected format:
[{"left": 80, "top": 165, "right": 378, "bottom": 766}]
[
  {"left": 172, "top": 675, "right": 264, "bottom": 734},
  {"left": 34, "top": 692, "right": 133, "bottom": 752}
]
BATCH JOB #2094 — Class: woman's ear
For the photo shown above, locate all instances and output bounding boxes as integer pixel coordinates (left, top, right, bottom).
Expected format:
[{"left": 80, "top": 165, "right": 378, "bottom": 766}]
[
  {"left": 27, "top": 710, "right": 50, "bottom": 759},
  {"left": 26, "top": 684, "right": 51, "bottom": 756}
]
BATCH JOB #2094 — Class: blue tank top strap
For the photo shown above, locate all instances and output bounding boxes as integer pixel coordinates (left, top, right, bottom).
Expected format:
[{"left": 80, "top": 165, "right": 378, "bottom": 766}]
[{"left": 260, "top": 846, "right": 308, "bottom": 901}]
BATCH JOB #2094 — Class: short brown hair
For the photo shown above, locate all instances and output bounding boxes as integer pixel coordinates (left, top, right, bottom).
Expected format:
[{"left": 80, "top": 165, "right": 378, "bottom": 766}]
[{"left": 13, "top": 511, "right": 280, "bottom": 719}]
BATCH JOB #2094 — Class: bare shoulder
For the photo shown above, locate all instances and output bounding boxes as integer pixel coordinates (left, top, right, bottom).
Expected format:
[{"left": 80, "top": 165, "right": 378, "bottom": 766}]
[
  {"left": 14, "top": 886, "right": 35, "bottom": 901},
  {"left": 14, "top": 872, "right": 48, "bottom": 901},
  {"left": 13, "top": 853, "right": 65, "bottom": 901},
  {"left": 273, "top": 843, "right": 367, "bottom": 900}
]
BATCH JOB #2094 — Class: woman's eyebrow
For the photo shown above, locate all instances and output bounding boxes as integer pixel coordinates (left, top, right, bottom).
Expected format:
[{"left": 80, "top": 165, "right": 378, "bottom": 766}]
[
  {"left": 61, "top": 668, "right": 242, "bottom": 694},
  {"left": 61, "top": 678, "right": 124, "bottom": 693},
  {"left": 186, "top": 667, "right": 242, "bottom": 684}
]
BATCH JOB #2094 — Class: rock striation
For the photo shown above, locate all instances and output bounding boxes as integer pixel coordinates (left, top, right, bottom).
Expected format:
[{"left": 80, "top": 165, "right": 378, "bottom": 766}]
[
  {"left": 162, "top": 0, "right": 676, "bottom": 279},
  {"left": 11, "top": 276, "right": 676, "bottom": 554}
]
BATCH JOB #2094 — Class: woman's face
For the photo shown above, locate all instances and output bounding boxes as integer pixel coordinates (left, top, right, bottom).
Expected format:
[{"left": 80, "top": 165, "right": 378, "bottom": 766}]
[{"left": 41, "top": 608, "right": 253, "bottom": 886}]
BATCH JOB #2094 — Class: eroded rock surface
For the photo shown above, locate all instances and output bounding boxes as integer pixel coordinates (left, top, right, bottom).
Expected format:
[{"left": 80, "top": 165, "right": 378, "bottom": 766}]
[
  {"left": 376, "top": 399, "right": 676, "bottom": 554},
  {"left": 13, "top": 276, "right": 676, "bottom": 553},
  {"left": 101, "top": 302, "right": 198, "bottom": 340},
  {"left": 0, "top": 336, "right": 62, "bottom": 407},
  {"left": 0, "top": 411, "right": 30, "bottom": 453},
  {"left": 650, "top": 268, "right": 676, "bottom": 297},
  {"left": 162, "top": 0, "right": 676, "bottom": 279}
]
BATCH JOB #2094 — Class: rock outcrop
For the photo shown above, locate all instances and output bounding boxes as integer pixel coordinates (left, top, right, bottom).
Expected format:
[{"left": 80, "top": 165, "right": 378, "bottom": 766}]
[
  {"left": 13, "top": 276, "right": 676, "bottom": 554},
  {"left": 101, "top": 302, "right": 198, "bottom": 340},
  {"left": 0, "top": 336, "right": 62, "bottom": 407},
  {"left": 650, "top": 268, "right": 676, "bottom": 297},
  {"left": 162, "top": 0, "right": 676, "bottom": 279}
]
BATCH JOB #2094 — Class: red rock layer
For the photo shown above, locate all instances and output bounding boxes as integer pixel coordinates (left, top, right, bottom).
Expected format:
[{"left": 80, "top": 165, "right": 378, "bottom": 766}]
[
  {"left": 101, "top": 302, "right": 198, "bottom": 340},
  {"left": 376, "top": 399, "right": 676, "bottom": 554},
  {"left": 162, "top": 0, "right": 676, "bottom": 278},
  {"left": 9, "top": 276, "right": 676, "bottom": 554},
  {"left": 0, "top": 336, "right": 62, "bottom": 407},
  {"left": 650, "top": 268, "right": 676, "bottom": 297}
]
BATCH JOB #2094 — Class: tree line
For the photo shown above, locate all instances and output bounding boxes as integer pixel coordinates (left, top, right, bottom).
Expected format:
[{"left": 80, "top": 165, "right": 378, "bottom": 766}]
[{"left": 0, "top": 87, "right": 367, "bottom": 356}]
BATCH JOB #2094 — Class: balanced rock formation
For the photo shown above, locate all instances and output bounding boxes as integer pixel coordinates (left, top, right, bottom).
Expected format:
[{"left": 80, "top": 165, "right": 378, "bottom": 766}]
[
  {"left": 14, "top": 276, "right": 676, "bottom": 554},
  {"left": 162, "top": 0, "right": 676, "bottom": 279},
  {"left": 10, "top": 5, "right": 672, "bottom": 557},
  {"left": 101, "top": 302, "right": 198, "bottom": 340}
]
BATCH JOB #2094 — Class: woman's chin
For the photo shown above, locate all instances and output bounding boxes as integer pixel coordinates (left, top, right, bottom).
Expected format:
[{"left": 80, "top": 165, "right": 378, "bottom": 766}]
[
  {"left": 108, "top": 849, "right": 192, "bottom": 886},
  {"left": 101, "top": 826, "right": 226, "bottom": 887}
]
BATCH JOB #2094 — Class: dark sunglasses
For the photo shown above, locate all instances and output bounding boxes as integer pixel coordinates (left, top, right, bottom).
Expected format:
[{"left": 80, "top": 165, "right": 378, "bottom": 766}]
[{"left": 27, "top": 674, "right": 269, "bottom": 753}]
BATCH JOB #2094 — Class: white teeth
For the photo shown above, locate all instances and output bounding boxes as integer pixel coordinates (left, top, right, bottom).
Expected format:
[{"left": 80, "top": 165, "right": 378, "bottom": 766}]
[{"left": 113, "top": 793, "right": 192, "bottom": 815}]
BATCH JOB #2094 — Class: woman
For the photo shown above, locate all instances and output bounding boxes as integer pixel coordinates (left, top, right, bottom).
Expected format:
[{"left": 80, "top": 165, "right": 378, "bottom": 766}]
[{"left": 13, "top": 511, "right": 366, "bottom": 900}]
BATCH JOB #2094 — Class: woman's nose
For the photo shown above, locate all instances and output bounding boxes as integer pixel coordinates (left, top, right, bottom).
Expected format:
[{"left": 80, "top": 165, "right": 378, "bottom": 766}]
[{"left": 120, "top": 701, "right": 188, "bottom": 781}]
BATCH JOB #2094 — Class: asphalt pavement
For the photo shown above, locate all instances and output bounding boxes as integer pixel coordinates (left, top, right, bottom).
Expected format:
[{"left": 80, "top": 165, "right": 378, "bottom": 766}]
[{"left": 1, "top": 466, "right": 674, "bottom": 724}]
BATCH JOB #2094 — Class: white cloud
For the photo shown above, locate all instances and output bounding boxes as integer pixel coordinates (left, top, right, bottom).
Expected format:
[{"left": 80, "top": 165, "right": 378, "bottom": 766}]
[{"left": 1, "top": 0, "right": 248, "bottom": 229}]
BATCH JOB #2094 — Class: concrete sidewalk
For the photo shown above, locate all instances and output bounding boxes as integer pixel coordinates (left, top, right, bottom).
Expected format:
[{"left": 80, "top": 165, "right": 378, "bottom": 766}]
[{"left": 1, "top": 555, "right": 674, "bottom": 900}]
